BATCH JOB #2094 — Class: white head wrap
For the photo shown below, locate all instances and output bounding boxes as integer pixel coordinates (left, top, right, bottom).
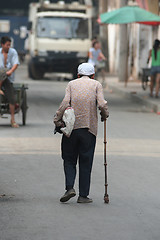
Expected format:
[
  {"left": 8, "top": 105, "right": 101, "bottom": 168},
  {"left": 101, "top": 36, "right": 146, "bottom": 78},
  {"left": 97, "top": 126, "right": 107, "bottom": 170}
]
[{"left": 78, "top": 63, "right": 95, "bottom": 76}]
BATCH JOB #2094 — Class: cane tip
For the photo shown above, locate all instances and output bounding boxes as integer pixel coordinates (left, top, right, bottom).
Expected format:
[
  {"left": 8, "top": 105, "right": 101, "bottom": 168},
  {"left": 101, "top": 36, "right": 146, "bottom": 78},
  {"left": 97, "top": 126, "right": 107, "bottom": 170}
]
[{"left": 104, "top": 195, "right": 109, "bottom": 204}]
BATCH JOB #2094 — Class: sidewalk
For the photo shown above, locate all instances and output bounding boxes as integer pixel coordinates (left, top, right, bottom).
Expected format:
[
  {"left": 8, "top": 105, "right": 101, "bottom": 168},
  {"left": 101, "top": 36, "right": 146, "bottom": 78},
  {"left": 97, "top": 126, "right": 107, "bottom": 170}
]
[{"left": 104, "top": 75, "right": 160, "bottom": 114}]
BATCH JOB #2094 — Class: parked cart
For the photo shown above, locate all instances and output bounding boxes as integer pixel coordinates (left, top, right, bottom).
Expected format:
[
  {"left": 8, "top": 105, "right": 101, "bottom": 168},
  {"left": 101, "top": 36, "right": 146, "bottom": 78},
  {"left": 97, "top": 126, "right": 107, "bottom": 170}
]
[{"left": 0, "top": 83, "right": 28, "bottom": 125}]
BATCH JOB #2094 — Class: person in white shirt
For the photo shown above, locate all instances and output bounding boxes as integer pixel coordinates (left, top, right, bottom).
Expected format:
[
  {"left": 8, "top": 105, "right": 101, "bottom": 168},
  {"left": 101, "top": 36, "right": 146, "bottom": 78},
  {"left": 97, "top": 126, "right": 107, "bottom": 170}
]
[
  {"left": 88, "top": 41, "right": 107, "bottom": 87},
  {"left": 0, "top": 36, "right": 20, "bottom": 127}
]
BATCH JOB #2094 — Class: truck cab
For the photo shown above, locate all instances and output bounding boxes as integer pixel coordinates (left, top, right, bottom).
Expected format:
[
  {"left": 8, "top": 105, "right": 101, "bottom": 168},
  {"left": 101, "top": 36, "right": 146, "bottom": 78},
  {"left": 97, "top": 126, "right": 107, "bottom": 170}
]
[{"left": 28, "top": 1, "right": 93, "bottom": 79}]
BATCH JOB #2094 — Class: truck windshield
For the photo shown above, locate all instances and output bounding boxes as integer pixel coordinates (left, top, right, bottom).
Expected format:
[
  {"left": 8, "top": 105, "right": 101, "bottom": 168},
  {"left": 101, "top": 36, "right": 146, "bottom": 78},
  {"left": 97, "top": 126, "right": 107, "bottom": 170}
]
[{"left": 37, "top": 17, "right": 89, "bottom": 39}]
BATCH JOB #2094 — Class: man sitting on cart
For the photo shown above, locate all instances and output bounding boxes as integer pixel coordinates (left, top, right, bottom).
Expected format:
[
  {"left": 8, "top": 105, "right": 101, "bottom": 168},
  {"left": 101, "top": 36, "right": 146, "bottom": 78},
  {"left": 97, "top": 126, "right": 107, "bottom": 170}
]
[{"left": 0, "top": 36, "right": 20, "bottom": 128}]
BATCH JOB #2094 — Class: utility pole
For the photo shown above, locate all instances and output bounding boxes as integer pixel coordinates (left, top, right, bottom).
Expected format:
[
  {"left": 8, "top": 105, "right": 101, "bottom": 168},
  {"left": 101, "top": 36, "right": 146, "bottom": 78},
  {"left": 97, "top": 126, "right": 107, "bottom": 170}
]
[
  {"left": 99, "top": 0, "right": 109, "bottom": 71},
  {"left": 119, "top": 0, "right": 128, "bottom": 83}
]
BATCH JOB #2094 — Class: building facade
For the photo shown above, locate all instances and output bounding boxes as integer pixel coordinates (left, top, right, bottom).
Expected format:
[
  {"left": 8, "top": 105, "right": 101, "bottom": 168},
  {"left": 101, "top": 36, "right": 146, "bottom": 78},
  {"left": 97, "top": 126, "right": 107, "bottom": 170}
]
[{"left": 105, "top": 0, "right": 160, "bottom": 80}]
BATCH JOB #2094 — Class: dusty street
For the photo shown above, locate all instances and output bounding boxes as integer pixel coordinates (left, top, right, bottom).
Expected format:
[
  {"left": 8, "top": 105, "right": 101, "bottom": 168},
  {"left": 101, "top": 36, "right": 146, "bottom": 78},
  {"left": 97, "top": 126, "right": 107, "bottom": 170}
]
[{"left": 0, "top": 64, "right": 160, "bottom": 240}]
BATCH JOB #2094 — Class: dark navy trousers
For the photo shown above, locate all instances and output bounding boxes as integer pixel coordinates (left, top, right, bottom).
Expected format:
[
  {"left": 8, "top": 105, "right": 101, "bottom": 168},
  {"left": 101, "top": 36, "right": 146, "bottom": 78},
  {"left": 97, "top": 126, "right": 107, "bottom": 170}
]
[{"left": 61, "top": 128, "right": 96, "bottom": 197}]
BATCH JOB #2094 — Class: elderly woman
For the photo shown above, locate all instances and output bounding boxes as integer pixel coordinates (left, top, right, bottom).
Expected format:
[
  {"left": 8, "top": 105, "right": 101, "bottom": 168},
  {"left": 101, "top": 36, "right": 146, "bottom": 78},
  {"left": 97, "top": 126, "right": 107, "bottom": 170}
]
[{"left": 54, "top": 63, "right": 109, "bottom": 203}]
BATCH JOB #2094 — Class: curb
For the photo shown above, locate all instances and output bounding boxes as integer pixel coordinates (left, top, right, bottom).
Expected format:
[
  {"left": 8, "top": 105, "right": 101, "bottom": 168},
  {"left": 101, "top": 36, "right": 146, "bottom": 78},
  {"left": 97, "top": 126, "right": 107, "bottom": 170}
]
[{"left": 105, "top": 84, "right": 160, "bottom": 113}]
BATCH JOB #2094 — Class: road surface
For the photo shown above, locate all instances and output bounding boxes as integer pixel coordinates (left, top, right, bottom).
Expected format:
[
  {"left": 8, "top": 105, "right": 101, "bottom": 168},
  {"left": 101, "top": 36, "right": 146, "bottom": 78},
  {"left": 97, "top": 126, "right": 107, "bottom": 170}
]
[{"left": 0, "top": 65, "right": 160, "bottom": 240}]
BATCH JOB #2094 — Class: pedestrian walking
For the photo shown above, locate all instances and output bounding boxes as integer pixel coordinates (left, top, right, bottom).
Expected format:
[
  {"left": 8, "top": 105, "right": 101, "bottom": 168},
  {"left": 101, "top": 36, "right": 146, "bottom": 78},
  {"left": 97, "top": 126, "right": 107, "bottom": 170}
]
[
  {"left": 54, "top": 63, "right": 109, "bottom": 203},
  {"left": 88, "top": 41, "right": 107, "bottom": 87},
  {"left": 147, "top": 39, "right": 160, "bottom": 98},
  {"left": 0, "top": 36, "right": 20, "bottom": 127}
]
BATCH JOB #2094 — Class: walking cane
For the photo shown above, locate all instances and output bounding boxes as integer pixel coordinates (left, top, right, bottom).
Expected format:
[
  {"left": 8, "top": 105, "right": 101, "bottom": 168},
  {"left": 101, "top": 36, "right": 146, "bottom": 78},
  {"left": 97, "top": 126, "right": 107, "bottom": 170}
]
[{"left": 104, "top": 119, "right": 109, "bottom": 203}]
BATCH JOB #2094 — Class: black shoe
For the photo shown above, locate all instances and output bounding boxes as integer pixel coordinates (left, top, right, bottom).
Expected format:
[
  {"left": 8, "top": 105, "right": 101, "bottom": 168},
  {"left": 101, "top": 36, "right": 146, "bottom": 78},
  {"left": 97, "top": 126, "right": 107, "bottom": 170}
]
[
  {"left": 60, "top": 189, "right": 76, "bottom": 203},
  {"left": 77, "top": 196, "right": 93, "bottom": 203}
]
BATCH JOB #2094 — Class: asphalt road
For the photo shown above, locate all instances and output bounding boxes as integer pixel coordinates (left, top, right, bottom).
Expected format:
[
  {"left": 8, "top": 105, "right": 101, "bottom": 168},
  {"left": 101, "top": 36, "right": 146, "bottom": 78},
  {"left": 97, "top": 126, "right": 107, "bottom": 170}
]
[{"left": 0, "top": 65, "right": 160, "bottom": 240}]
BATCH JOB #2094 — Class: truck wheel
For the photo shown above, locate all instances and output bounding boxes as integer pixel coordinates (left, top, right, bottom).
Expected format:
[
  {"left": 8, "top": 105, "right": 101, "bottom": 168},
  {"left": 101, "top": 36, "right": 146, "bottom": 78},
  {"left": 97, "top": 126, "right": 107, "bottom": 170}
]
[
  {"left": 28, "top": 61, "right": 34, "bottom": 79},
  {"left": 21, "top": 90, "right": 28, "bottom": 125},
  {"left": 72, "top": 69, "right": 78, "bottom": 80},
  {"left": 28, "top": 61, "right": 44, "bottom": 80}
]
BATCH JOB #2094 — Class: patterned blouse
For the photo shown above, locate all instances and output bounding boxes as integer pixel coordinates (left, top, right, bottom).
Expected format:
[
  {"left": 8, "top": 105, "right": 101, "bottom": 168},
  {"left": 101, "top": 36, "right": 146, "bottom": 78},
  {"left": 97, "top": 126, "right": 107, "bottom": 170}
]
[{"left": 54, "top": 76, "right": 109, "bottom": 136}]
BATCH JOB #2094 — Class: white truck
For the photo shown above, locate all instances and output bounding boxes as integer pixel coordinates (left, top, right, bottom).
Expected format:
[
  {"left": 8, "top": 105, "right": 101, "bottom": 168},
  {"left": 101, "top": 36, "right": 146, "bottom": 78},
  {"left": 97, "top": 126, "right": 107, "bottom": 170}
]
[{"left": 27, "top": 0, "right": 94, "bottom": 79}]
